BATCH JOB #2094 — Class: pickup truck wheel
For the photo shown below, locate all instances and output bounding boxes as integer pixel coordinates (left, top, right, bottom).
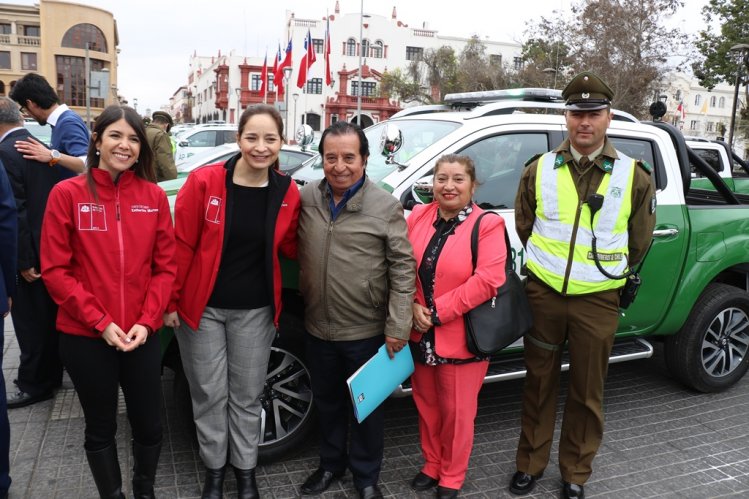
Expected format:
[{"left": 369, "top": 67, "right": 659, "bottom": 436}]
[
  {"left": 257, "top": 346, "right": 315, "bottom": 462},
  {"left": 665, "top": 283, "right": 749, "bottom": 392},
  {"left": 171, "top": 345, "right": 315, "bottom": 463}
]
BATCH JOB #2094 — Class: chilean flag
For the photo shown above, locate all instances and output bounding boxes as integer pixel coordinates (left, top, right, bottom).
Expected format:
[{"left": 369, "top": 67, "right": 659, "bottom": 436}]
[
  {"left": 275, "top": 39, "right": 292, "bottom": 99},
  {"left": 259, "top": 53, "right": 268, "bottom": 100},
  {"left": 325, "top": 17, "right": 332, "bottom": 87},
  {"left": 296, "top": 29, "right": 317, "bottom": 89}
]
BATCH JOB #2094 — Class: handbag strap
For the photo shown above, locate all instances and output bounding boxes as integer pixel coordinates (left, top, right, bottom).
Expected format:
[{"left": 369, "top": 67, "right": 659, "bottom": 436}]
[{"left": 470, "top": 211, "right": 512, "bottom": 274}]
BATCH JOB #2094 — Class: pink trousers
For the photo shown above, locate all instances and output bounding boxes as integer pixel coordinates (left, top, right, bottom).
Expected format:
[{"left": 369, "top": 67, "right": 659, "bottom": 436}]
[{"left": 411, "top": 360, "right": 489, "bottom": 489}]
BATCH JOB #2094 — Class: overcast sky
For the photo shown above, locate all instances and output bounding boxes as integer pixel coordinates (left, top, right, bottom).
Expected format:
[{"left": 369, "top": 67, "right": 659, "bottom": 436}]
[{"left": 18, "top": 0, "right": 707, "bottom": 115}]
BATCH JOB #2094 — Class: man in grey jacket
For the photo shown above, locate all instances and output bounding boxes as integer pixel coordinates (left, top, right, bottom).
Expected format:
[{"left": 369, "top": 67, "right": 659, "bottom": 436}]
[{"left": 297, "top": 121, "right": 415, "bottom": 499}]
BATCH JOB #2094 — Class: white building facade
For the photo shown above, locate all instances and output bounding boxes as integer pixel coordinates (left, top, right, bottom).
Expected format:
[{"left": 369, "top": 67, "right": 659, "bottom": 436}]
[
  {"left": 664, "top": 73, "right": 747, "bottom": 156},
  {"left": 179, "top": 2, "right": 521, "bottom": 132}
]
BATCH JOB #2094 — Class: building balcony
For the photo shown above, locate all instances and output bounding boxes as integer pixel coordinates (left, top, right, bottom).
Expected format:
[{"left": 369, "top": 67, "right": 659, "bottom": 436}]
[{"left": 0, "top": 34, "right": 41, "bottom": 46}]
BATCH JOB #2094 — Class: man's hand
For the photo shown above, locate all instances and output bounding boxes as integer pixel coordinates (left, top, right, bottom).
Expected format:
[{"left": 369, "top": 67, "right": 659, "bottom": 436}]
[
  {"left": 122, "top": 324, "right": 149, "bottom": 352},
  {"left": 15, "top": 137, "right": 52, "bottom": 164},
  {"left": 163, "top": 311, "right": 180, "bottom": 328},
  {"left": 385, "top": 336, "right": 407, "bottom": 359},
  {"left": 20, "top": 267, "right": 41, "bottom": 283}
]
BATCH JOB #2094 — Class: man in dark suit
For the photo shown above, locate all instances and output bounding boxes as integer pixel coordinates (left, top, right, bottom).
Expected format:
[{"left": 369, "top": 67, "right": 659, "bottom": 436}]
[
  {"left": 0, "top": 154, "right": 17, "bottom": 498},
  {"left": 0, "top": 97, "right": 63, "bottom": 408}
]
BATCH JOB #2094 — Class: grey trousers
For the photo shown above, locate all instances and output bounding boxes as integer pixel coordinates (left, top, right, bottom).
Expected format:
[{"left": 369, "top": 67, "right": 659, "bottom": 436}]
[{"left": 176, "top": 306, "right": 275, "bottom": 469}]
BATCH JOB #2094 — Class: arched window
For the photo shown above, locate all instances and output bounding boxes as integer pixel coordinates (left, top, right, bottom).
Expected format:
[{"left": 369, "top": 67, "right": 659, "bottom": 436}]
[
  {"left": 61, "top": 23, "right": 107, "bottom": 53},
  {"left": 371, "top": 40, "right": 383, "bottom": 58},
  {"left": 710, "top": 96, "right": 716, "bottom": 107},
  {"left": 719, "top": 96, "right": 726, "bottom": 108},
  {"left": 346, "top": 38, "right": 357, "bottom": 56},
  {"left": 361, "top": 39, "right": 370, "bottom": 58},
  {"left": 694, "top": 94, "right": 702, "bottom": 106}
]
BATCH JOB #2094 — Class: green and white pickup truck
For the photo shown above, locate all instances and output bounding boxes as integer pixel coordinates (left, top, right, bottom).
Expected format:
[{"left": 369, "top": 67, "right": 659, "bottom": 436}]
[
  {"left": 688, "top": 137, "right": 749, "bottom": 194},
  {"left": 160, "top": 89, "right": 749, "bottom": 461}
]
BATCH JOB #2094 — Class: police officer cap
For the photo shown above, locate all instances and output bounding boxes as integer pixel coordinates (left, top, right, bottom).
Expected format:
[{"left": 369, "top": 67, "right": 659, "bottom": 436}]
[
  {"left": 151, "top": 111, "right": 174, "bottom": 127},
  {"left": 562, "top": 71, "right": 614, "bottom": 111}
]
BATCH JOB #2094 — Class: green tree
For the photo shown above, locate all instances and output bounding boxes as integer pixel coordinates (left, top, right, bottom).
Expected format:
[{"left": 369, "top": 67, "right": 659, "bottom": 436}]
[
  {"left": 692, "top": 0, "right": 749, "bottom": 89},
  {"left": 521, "top": 0, "right": 689, "bottom": 117}
]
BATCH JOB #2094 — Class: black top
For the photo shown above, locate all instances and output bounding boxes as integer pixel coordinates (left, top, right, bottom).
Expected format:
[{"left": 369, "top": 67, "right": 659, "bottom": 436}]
[{"left": 207, "top": 182, "right": 269, "bottom": 309}]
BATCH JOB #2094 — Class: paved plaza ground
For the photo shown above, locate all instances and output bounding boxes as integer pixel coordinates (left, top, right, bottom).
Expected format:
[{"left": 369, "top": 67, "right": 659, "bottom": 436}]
[{"left": 3, "top": 317, "right": 749, "bottom": 498}]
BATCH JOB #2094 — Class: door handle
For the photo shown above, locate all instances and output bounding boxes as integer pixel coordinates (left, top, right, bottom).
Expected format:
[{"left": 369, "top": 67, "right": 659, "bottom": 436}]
[{"left": 653, "top": 228, "right": 679, "bottom": 238}]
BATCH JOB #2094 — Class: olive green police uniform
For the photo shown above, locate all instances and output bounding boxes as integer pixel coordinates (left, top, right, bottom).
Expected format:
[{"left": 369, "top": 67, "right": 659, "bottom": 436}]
[{"left": 512, "top": 72, "right": 657, "bottom": 487}]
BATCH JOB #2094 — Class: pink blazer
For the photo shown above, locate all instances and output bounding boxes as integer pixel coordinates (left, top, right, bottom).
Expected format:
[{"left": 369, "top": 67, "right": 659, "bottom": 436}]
[{"left": 407, "top": 202, "right": 507, "bottom": 359}]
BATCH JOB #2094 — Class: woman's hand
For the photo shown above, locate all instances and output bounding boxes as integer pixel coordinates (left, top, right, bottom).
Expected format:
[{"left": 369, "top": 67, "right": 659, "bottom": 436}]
[
  {"left": 122, "top": 324, "right": 150, "bottom": 352},
  {"left": 101, "top": 322, "right": 130, "bottom": 351},
  {"left": 412, "top": 303, "right": 433, "bottom": 333},
  {"left": 163, "top": 311, "right": 180, "bottom": 328}
]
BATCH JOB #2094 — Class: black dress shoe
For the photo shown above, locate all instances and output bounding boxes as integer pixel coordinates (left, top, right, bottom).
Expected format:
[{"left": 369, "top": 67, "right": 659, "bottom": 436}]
[
  {"left": 561, "top": 481, "right": 584, "bottom": 499},
  {"left": 300, "top": 468, "right": 344, "bottom": 495},
  {"left": 233, "top": 467, "right": 259, "bottom": 499},
  {"left": 509, "top": 471, "right": 542, "bottom": 495},
  {"left": 357, "top": 484, "right": 383, "bottom": 499},
  {"left": 437, "top": 485, "right": 459, "bottom": 498},
  {"left": 410, "top": 471, "right": 439, "bottom": 491},
  {"left": 6, "top": 389, "right": 53, "bottom": 409}
]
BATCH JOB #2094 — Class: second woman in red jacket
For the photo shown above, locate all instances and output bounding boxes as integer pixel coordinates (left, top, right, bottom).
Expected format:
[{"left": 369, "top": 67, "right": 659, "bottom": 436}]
[
  {"left": 164, "top": 104, "right": 300, "bottom": 499},
  {"left": 407, "top": 154, "right": 506, "bottom": 499}
]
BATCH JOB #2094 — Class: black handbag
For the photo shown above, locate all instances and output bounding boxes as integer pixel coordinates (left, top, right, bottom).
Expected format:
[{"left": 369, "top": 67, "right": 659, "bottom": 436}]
[{"left": 464, "top": 212, "right": 533, "bottom": 356}]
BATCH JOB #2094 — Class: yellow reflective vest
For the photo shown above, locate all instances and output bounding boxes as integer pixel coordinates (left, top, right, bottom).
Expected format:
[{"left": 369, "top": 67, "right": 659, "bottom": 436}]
[{"left": 526, "top": 152, "right": 635, "bottom": 295}]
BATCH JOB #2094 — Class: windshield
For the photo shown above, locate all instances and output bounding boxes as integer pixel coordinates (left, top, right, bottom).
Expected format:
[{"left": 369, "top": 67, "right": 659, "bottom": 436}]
[
  {"left": 292, "top": 119, "right": 460, "bottom": 185},
  {"left": 23, "top": 122, "right": 52, "bottom": 146},
  {"left": 363, "top": 120, "right": 460, "bottom": 183}
]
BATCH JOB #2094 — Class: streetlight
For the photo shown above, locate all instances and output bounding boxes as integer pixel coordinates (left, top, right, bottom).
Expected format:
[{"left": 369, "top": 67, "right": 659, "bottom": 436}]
[
  {"left": 283, "top": 66, "right": 293, "bottom": 143},
  {"left": 235, "top": 87, "right": 242, "bottom": 120},
  {"left": 728, "top": 43, "right": 749, "bottom": 149},
  {"left": 292, "top": 93, "right": 299, "bottom": 143}
]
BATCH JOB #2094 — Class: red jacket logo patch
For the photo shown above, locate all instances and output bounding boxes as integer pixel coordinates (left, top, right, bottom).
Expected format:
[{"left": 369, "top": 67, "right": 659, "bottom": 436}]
[
  {"left": 205, "top": 196, "right": 222, "bottom": 224},
  {"left": 77, "top": 203, "right": 107, "bottom": 231}
]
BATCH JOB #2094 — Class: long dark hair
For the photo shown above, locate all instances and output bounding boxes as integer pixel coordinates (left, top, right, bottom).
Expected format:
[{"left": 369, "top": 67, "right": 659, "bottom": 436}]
[
  {"left": 237, "top": 104, "right": 285, "bottom": 171},
  {"left": 86, "top": 105, "right": 155, "bottom": 198}
]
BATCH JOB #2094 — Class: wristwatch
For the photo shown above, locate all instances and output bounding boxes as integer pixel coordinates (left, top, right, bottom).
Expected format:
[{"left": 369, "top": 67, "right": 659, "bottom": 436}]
[{"left": 49, "top": 149, "right": 61, "bottom": 166}]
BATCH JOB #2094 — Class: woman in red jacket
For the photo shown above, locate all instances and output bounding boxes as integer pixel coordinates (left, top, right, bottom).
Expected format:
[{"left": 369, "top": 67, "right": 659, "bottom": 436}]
[
  {"left": 41, "top": 105, "right": 176, "bottom": 499},
  {"left": 407, "top": 154, "right": 506, "bottom": 499},
  {"left": 163, "top": 104, "right": 300, "bottom": 499}
]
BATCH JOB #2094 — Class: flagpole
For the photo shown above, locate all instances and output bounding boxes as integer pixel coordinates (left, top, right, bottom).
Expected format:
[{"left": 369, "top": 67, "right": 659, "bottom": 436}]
[{"left": 357, "top": 0, "right": 363, "bottom": 125}]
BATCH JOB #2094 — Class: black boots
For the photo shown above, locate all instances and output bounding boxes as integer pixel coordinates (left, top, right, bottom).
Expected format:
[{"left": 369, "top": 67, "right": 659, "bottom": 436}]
[
  {"left": 131, "top": 440, "right": 161, "bottom": 499},
  {"left": 233, "top": 466, "right": 259, "bottom": 499},
  {"left": 85, "top": 444, "right": 126, "bottom": 499},
  {"left": 201, "top": 466, "right": 226, "bottom": 499}
]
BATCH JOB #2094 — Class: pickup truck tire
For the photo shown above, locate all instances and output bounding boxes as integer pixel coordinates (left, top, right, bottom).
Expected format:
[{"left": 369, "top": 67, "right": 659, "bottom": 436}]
[
  {"left": 665, "top": 283, "right": 749, "bottom": 392},
  {"left": 171, "top": 343, "right": 315, "bottom": 463}
]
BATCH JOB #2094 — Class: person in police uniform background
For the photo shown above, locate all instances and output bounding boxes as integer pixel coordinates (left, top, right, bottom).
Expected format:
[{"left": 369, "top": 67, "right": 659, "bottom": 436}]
[
  {"left": 145, "top": 111, "right": 177, "bottom": 182},
  {"left": 509, "top": 71, "right": 656, "bottom": 499}
]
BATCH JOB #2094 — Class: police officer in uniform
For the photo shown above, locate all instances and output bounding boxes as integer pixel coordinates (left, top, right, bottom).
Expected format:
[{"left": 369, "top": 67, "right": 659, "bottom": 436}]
[
  {"left": 145, "top": 111, "right": 177, "bottom": 182},
  {"left": 509, "top": 71, "right": 656, "bottom": 499}
]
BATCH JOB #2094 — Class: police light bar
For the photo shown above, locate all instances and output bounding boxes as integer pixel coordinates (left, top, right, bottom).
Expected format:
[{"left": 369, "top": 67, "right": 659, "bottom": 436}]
[{"left": 443, "top": 88, "right": 563, "bottom": 107}]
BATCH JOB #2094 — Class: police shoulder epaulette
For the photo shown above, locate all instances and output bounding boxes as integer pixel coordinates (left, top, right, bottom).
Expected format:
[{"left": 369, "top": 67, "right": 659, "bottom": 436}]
[
  {"left": 637, "top": 159, "right": 653, "bottom": 174},
  {"left": 524, "top": 153, "right": 543, "bottom": 167}
]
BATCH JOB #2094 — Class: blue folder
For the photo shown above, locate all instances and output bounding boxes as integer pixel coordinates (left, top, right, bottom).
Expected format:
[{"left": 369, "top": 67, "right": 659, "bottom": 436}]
[{"left": 347, "top": 344, "right": 415, "bottom": 423}]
